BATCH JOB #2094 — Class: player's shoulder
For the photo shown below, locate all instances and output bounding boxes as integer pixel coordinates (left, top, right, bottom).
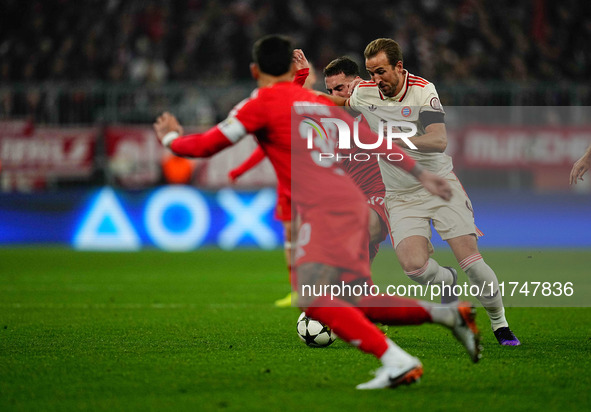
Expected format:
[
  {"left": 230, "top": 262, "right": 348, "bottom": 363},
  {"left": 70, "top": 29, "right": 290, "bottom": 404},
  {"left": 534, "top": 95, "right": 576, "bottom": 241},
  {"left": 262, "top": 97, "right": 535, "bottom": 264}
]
[
  {"left": 261, "top": 81, "right": 314, "bottom": 99},
  {"left": 244, "top": 83, "right": 298, "bottom": 108},
  {"left": 280, "top": 83, "right": 335, "bottom": 106},
  {"left": 229, "top": 89, "right": 259, "bottom": 116},
  {"left": 407, "top": 72, "right": 437, "bottom": 92},
  {"left": 407, "top": 72, "right": 431, "bottom": 86},
  {"left": 315, "top": 94, "right": 336, "bottom": 106},
  {"left": 352, "top": 80, "right": 381, "bottom": 101},
  {"left": 356, "top": 80, "right": 379, "bottom": 94},
  {"left": 358, "top": 80, "right": 379, "bottom": 88}
]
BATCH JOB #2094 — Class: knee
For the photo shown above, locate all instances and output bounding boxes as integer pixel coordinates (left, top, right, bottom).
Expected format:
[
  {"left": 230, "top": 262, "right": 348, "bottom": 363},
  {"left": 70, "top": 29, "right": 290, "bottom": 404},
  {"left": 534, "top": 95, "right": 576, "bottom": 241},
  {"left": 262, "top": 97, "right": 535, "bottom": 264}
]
[
  {"left": 397, "top": 253, "right": 428, "bottom": 274},
  {"left": 395, "top": 237, "right": 430, "bottom": 274}
]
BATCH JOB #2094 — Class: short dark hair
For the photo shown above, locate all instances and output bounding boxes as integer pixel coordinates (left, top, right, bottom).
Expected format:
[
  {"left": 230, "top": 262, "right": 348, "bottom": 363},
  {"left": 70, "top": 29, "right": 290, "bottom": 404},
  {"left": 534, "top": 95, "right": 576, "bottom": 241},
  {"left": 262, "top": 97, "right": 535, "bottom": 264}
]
[
  {"left": 323, "top": 56, "right": 360, "bottom": 78},
  {"left": 364, "top": 38, "right": 403, "bottom": 67},
  {"left": 252, "top": 35, "right": 294, "bottom": 76}
]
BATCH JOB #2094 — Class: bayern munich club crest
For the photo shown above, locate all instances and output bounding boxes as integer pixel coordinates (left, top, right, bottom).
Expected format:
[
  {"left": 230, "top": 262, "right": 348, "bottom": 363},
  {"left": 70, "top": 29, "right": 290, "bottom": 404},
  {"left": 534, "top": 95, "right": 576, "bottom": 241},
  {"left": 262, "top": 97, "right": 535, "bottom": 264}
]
[{"left": 401, "top": 106, "right": 412, "bottom": 117}]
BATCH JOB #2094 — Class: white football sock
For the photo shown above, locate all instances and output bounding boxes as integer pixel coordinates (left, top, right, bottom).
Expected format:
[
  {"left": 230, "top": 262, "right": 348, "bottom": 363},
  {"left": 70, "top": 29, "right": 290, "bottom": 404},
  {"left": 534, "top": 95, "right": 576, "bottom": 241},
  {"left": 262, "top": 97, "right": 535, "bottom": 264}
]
[
  {"left": 460, "top": 254, "right": 508, "bottom": 330},
  {"left": 405, "top": 258, "right": 454, "bottom": 286},
  {"left": 416, "top": 300, "right": 456, "bottom": 328},
  {"left": 380, "top": 338, "right": 418, "bottom": 368}
]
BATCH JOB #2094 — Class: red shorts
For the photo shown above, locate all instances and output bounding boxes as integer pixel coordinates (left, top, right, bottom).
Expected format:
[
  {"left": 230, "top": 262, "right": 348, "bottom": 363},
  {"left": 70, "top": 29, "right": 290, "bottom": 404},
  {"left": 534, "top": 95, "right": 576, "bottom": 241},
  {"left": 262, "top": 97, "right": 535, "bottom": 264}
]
[
  {"left": 275, "top": 193, "right": 291, "bottom": 222},
  {"left": 294, "top": 201, "right": 370, "bottom": 282},
  {"left": 367, "top": 195, "right": 390, "bottom": 261}
]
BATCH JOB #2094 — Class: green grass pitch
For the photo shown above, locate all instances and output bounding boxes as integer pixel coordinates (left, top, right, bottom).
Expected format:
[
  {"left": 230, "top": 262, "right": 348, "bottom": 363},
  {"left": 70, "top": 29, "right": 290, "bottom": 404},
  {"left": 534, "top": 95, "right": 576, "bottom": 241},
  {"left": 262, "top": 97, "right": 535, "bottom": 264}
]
[{"left": 0, "top": 248, "right": 589, "bottom": 411}]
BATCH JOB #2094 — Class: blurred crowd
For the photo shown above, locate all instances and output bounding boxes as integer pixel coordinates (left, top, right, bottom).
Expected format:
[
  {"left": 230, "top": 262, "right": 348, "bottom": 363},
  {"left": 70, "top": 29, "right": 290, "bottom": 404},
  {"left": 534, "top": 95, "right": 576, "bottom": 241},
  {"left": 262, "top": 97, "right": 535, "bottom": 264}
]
[
  {"left": 2, "top": 0, "right": 590, "bottom": 84},
  {"left": 0, "top": 0, "right": 589, "bottom": 123}
]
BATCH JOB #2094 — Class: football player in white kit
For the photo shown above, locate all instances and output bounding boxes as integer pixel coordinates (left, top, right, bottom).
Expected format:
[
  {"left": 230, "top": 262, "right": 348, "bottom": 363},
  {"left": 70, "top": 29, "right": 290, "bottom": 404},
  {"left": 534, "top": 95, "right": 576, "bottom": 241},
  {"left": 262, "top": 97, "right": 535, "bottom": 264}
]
[{"left": 339, "top": 38, "right": 519, "bottom": 346}]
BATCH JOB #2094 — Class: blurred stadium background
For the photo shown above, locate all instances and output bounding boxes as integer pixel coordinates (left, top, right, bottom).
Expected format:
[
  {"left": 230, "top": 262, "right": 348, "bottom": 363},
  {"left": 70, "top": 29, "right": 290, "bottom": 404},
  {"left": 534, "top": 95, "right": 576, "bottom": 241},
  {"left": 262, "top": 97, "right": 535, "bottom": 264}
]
[{"left": 0, "top": 0, "right": 590, "bottom": 250}]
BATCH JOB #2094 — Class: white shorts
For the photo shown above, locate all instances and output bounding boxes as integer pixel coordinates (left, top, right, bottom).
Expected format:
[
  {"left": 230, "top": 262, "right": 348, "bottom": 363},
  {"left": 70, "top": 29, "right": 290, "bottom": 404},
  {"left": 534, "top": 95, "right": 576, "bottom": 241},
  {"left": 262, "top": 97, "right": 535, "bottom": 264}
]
[{"left": 385, "top": 172, "right": 482, "bottom": 252}]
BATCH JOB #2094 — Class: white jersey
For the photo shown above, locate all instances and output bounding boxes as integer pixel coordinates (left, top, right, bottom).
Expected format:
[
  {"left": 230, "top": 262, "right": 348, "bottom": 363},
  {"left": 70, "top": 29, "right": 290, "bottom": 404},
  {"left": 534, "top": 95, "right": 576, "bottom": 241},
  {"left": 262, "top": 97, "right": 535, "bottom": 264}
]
[{"left": 347, "top": 70, "right": 453, "bottom": 195}]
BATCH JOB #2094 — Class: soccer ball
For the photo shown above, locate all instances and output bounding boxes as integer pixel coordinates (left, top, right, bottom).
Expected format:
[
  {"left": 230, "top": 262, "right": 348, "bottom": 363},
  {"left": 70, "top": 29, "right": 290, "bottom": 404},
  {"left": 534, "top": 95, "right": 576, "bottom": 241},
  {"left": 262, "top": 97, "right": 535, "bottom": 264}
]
[{"left": 296, "top": 312, "right": 337, "bottom": 347}]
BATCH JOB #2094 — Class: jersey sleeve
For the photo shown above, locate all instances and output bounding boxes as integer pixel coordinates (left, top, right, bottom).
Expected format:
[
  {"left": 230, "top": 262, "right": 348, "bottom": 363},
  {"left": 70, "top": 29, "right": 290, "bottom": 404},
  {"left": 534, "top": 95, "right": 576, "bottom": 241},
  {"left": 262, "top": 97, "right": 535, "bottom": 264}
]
[
  {"left": 169, "top": 126, "right": 234, "bottom": 158},
  {"left": 293, "top": 68, "right": 309, "bottom": 87},
  {"left": 221, "top": 91, "right": 268, "bottom": 142},
  {"left": 168, "top": 91, "right": 268, "bottom": 158},
  {"left": 418, "top": 83, "right": 445, "bottom": 127},
  {"left": 419, "top": 83, "right": 445, "bottom": 114}
]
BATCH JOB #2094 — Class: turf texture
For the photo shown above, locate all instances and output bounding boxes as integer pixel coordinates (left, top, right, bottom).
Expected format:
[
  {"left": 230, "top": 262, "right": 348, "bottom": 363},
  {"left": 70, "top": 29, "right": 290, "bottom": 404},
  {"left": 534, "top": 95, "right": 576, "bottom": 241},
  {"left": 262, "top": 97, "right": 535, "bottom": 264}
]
[{"left": 0, "top": 248, "right": 589, "bottom": 411}]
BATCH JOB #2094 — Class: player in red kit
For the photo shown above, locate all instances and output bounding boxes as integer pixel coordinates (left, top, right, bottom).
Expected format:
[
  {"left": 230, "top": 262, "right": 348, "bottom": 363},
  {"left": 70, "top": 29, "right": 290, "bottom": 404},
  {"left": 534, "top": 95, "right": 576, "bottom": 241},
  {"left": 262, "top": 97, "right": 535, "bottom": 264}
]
[
  {"left": 154, "top": 35, "right": 481, "bottom": 390},
  {"left": 228, "top": 49, "right": 311, "bottom": 308},
  {"left": 230, "top": 53, "right": 387, "bottom": 312},
  {"left": 323, "top": 56, "right": 390, "bottom": 265}
]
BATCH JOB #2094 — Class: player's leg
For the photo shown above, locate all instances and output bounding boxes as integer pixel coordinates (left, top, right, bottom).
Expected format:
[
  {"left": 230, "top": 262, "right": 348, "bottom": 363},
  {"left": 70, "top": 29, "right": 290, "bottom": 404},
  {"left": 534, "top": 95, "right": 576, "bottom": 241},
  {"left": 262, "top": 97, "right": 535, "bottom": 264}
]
[
  {"left": 395, "top": 235, "right": 456, "bottom": 295},
  {"left": 274, "top": 220, "right": 294, "bottom": 307},
  {"left": 367, "top": 204, "right": 389, "bottom": 264},
  {"left": 434, "top": 173, "right": 519, "bottom": 345},
  {"left": 297, "top": 263, "right": 422, "bottom": 390},
  {"left": 274, "top": 194, "right": 296, "bottom": 307},
  {"left": 447, "top": 234, "right": 520, "bottom": 346},
  {"left": 368, "top": 208, "right": 384, "bottom": 245},
  {"left": 356, "top": 292, "right": 481, "bottom": 363},
  {"left": 386, "top": 194, "right": 457, "bottom": 300}
]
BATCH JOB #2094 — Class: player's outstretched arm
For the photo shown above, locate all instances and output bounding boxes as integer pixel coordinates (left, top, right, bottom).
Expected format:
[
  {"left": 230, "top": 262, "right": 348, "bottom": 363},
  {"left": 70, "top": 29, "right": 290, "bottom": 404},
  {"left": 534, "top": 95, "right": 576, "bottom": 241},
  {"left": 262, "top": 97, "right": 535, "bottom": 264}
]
[
  {"left": 292, "top": 49, "right": 311, "bottom": 87},
  {"left": 404, "top": 122, "right": 448, "bottom": 153},
  {"left": 347, "top": 77, "right": 362, "bottom": 96},
  {"left": 293, "top": 49, "right": 310, "bottom": 71},
  {"left": 314, "top": 91, "right": 348, "bottom": 106},
  {"left": 569, "top": 144, "right": 591, "bottom": 185},
  {"left": 153, "top": 111, "right": 234, "bottom": 158},
  {"left": 153, "top": 111, "right": 184, "bottom": 141},
  {"left": 354, "top": 117, "right": 452, "bottom": 200}
]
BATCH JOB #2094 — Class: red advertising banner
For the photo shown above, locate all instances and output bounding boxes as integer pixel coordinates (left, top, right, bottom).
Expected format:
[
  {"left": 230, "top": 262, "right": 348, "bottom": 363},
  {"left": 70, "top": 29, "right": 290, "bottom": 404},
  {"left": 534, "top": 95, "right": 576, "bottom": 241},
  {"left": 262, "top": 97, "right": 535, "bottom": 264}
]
[
  {"left": 1, "top": 121, "right": 589, "bottom": 192},
  {"left": 0, "top": 129, "right": 95, "bottom": 174},
  {"left": 457, "top": 126, "right": 591, "bottom": 169},
  {"left": 0, "top": 123, "right": 96, "bottom": 191}
]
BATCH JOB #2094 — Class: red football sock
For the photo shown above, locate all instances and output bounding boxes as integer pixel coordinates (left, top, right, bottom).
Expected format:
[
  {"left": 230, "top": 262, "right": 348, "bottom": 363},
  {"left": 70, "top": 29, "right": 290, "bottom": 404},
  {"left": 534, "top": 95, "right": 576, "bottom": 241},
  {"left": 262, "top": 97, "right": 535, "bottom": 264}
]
[
  {"left": 357, "top": 295, "right": 432, "bottom": 325},
  {"left": 305, "top": 296, "right": 388, "bottom": 358}
]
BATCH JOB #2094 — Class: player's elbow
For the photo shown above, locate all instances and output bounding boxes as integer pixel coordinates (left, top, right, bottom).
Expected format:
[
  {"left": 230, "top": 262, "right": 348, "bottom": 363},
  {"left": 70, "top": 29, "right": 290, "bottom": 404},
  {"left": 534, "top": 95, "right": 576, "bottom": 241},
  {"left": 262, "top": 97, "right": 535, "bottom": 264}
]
[
  {"left": 424, "top": 124, "right": 447, "bottom": 152},
  {"left": 434, "top": 134, "right": 447, "bottom": 152}
]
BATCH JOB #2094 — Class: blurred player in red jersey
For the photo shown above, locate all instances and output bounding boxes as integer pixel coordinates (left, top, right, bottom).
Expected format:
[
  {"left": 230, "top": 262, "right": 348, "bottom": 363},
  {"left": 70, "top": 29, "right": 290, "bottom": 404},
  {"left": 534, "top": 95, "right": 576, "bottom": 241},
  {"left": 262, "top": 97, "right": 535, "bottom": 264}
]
[
  {"left": 323, "top": 56, "right": 390, "bottom": 265},
  {"left": 154, "top": 35, "right": 481, "bottom": 389},
  {"left": 228, "top": 49, "right": 311, "bottom": 308},
  {"left": 231, "top": 52, "right": 386, "bottom": 307}
]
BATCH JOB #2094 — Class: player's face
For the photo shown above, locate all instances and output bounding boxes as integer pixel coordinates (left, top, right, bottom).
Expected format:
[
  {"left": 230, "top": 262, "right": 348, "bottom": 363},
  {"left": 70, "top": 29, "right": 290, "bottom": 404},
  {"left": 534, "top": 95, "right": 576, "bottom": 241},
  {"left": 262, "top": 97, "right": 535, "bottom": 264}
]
[
  {"left": 365, "top": 51, "right": 403, "bottom": 97},
  {"left": 325, "top": 73, "right": 356, "bottom": 98}
]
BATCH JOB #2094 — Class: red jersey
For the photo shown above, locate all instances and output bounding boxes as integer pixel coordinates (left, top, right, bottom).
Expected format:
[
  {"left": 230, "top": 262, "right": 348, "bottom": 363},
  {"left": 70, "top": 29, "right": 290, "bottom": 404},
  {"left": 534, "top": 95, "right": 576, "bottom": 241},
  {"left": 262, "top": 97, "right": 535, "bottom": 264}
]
[
  {"left": 171, "top": 81, "right": 414, "bottom": 210},
  {"left": 230, "top": 70, "right": 385, "bottom": 203},
  {"left": 168, "top": 81, "right": 415, "bottom": 274},
  {"left": 230, "top": 83, "right": 358, "bottom": 207},
  {"left": 338, "top": 117, "right": 386, "bottom": 199},
  {"left": 227, "top": 69, "right": 309, "bottom": 218}
]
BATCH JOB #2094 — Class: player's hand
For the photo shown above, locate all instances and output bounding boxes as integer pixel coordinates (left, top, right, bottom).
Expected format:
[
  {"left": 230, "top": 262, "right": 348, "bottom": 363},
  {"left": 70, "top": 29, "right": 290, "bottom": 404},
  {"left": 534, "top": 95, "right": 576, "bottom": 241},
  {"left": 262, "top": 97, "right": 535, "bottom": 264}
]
[
  {"left": 293, "top": 49, "right": 310, "bottom": 71},
  {"left": 347, "top": 77, "right": 362, "bottom": 96},
  {"left": 153, "top": 112, "right": 184, "bottom": 142},
  {"left": 569, "top": 155, "right": 591, "bottom": 185},
  {"left": 416, "top": 169, "right": 452, "bottom": 201}
]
